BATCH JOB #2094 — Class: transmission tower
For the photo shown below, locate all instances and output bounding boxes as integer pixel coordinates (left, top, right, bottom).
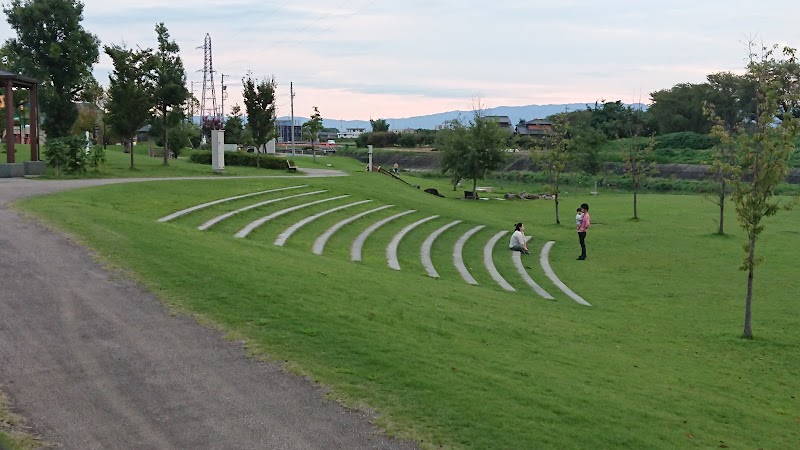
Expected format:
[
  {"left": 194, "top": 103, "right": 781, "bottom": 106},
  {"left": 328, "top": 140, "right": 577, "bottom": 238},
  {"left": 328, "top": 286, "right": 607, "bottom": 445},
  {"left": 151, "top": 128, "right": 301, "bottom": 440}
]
[{"left": 199, "top": 33, "right": 218, "bottom": 128}]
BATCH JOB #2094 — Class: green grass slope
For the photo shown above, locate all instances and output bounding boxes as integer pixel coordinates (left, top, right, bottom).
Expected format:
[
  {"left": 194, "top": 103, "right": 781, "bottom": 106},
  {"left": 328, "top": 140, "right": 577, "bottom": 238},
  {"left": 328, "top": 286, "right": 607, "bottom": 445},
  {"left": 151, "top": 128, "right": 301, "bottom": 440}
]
[{"left": 16, "top": 167, "right": 800, "bottom": 449}]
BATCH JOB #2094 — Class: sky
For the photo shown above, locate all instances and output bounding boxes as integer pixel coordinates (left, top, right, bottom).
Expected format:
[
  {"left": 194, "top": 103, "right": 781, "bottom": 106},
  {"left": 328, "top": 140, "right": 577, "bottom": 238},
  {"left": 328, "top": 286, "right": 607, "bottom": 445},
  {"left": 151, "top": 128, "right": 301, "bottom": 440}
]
[{"left": 3, "top": 0, "right": 800, "bottom": 120}]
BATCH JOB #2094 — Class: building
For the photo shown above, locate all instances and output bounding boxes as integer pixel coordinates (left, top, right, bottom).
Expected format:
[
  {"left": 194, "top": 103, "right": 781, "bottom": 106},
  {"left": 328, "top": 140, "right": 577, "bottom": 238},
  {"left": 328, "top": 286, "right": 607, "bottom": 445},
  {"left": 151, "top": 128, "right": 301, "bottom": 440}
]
[
  {"left": 516, "top": 119, "right": 554, "bottom": 136},
  {"left": 337, "top": 128, "right": 366, "bottom": 139},
  {"left": 276, "top": 119, "right": 302, "bottom": 143},
  {"left": 484, "top": 116, "right": 514, "bottom": 132}
]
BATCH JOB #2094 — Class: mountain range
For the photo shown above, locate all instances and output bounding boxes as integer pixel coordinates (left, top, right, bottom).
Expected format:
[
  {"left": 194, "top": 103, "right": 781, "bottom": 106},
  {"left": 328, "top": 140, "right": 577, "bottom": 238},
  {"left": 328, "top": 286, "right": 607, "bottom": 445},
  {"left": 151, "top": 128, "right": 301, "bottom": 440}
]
[{"left": 278, "top": 103, "right": 646, "bottom": 131}]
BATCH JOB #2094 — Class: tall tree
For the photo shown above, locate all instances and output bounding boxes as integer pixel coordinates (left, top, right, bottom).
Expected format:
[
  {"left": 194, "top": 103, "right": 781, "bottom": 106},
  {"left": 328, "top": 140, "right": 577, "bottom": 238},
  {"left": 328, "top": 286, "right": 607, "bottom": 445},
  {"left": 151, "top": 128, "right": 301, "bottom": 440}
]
[
  {"left": 104, "top": 44, "right": 155, "bottom": 169},
  {"left": 704, "top": 103, "right": 741, "bottom": 235},
  {"left": 241, "top": 73, "right": 277, "bottom": 168},
  {"left": 437, "top": 112, "right": 506, "bottom": 196},
  {"left": 2, "top": 0, "right": 100, "bottom": 138},
  {"left": 730, "top": 44, "right": 799, "bottom": 339},
  {"left": 536, "top": 114, "right": 571, "bottom": 224},
  {"left": 646, "top": 83, "right": 713, "bottom": 135},
  {"left": 622, "top": 109, "right": 657, "bottom": 219},
  {"left": 370, "top": 118, "right": 390, "bottom": 132},
  {"left": 153, "top": 23, "right": 189, "bottom": 165},
  {"left": 224, "top": 104, "right": 244, "bottom": 145},
  {"left": 302, "top": 106, "right": 323, "bottom": 163}
]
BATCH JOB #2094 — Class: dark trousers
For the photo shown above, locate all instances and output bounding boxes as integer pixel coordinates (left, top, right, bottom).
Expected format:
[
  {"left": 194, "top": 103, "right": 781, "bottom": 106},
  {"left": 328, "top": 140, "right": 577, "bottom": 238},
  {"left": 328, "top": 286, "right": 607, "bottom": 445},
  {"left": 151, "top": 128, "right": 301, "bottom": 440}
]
[{"left": 578, "top": 232, "right": 587, "bottom": 258}]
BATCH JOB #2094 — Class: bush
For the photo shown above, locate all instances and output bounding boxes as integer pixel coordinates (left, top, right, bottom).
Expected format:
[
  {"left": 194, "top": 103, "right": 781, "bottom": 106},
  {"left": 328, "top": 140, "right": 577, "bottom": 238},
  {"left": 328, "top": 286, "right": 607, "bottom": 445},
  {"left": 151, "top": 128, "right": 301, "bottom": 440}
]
[
  {"left": 188, "top": 150, "right": 288, "bottom": 170},
  {"left": 654, "top": 132, "right": 718, "bottom": 150},
  {"left": 44, "top": 136, "right": 89, "bottom": 174}
]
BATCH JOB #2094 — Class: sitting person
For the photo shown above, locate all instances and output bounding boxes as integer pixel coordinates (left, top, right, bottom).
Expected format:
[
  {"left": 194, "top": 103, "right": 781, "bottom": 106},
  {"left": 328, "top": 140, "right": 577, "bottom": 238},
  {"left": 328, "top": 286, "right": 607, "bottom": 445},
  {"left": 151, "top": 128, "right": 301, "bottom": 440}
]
[
  {"left": 392, "top": 162, "right": 399, "bottom": 174},
  {"left": 509, "top": 222, "right": 530, "bottom": 255}
]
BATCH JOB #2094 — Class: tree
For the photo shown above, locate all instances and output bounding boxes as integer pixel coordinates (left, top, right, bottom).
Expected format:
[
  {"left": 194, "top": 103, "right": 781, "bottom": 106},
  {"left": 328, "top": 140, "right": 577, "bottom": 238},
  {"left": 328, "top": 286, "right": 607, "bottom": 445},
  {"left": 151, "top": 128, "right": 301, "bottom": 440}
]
[
  {"left": 704, "top": 103, "right": 741, "bottom": 235},
  {"left": 370, "top": 118, "right": 390, "bottom": 132},
  {"left": 646, "top": 83, "right": 713, "bottom": 135},
  {"left": 224, "top": 104, "right": 244, "bottom": 144},
  {"left": 152, "top": 23, "right": 189, "bottom": 165},
  {"left": 301, "top": 106, "right": 323, "bottom": 163},
  {"left": 2, "top": 0, "right": 100, "bottom": 138},
  {"left": 241, "top": 73, "right": 277, "bottom": 168},
  {"left": 437, "top": 112, "right": 506, "bottom": 196},
  {"left": 104, "top": 44, "right": 155, "bottom": 169},
  {"left": 621, "top": 109, "right": 657, "bottom": 219},
  {"left": 729, "top": 44, "right": 799, "bottom": 339},
  {"left": 436, "top": 119, "right": 470, "bottom": 190},
  {"left": 536, "top": 114, "right": 571, "bottom": 224}
]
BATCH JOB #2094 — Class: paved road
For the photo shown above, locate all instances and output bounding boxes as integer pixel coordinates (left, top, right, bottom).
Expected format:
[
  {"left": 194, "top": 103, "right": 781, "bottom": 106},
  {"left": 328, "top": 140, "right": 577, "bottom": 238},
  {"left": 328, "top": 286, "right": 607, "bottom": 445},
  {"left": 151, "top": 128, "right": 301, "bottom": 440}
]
[{"left": 0, "top": 173, "right": 416, "bottom": 449}]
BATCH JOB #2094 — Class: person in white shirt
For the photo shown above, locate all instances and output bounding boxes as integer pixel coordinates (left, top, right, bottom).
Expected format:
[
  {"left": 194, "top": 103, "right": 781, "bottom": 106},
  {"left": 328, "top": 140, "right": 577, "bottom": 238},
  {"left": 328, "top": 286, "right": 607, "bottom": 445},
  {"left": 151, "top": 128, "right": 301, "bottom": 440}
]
[
  {"left": 575, "top": 208, "right": 584, "bottom": 226},
  {"left": 509, "top": 222, "right": 530, "bottom": 255}
]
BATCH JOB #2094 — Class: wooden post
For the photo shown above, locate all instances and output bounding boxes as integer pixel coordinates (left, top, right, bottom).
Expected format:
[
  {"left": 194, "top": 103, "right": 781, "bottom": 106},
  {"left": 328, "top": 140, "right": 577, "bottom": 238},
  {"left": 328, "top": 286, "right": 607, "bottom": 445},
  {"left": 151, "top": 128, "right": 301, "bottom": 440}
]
[
  {"left": 29, "top": 85, "right": 39, "bottom": 161},
  {"left": 4, "top": 79, "right": 15, "bottom": 163}
]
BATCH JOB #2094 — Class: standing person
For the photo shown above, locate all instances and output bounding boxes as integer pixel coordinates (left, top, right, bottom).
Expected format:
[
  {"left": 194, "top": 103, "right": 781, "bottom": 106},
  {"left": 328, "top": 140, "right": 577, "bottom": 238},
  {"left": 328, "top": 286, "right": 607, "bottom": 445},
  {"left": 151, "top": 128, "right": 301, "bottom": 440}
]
[
  {"left": 509, "top": 222, "right": 530, "bottom": 255},
  {"left": 577, "top": 203, "right": 590, "bottom": 260}
]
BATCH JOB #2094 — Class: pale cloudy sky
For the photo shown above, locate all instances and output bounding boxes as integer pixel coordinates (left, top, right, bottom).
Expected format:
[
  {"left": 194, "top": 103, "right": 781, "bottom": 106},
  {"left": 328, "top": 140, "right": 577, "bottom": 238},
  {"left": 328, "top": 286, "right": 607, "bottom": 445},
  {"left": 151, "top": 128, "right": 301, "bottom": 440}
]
[{"left": 3, "top": 0, "right": 800, "bottom": 120}]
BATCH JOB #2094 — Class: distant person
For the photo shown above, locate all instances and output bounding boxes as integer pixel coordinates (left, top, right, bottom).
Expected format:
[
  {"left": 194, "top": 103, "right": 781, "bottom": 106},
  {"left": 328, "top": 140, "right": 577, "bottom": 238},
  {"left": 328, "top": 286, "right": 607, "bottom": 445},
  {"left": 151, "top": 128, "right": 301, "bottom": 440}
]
[
  {"left": 392, "top": 162, "right": 399, "bottom": 174},
  {"left": 509, "top": 223, "right": 530, "bottom": 255},
  {"left": 576, "top": 203, "right": 590, "bottom": 260},
  {"left": 575, "top": 208, "right": 584, "bottom": 226}
]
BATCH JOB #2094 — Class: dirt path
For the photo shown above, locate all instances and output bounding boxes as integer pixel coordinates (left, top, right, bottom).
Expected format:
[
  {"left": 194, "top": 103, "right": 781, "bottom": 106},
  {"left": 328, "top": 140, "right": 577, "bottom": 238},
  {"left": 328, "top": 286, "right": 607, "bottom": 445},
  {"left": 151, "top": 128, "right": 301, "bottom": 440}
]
[{"left": 0, "top": 173, "right": 416, "bottom": 449}]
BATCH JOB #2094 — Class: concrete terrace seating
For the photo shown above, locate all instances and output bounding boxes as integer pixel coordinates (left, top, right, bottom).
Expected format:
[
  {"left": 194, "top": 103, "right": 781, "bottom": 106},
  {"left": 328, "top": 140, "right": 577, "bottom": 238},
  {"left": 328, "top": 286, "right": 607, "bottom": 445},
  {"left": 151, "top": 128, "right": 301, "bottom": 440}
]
[
  {"left": 453, "top": 225, "right": 485, "bottom": 285},
  {"left": 386, "top": 215, "right": 439, "bottom": 270},
  {"left": 274, "top": 200, "right": 373, "bottom": 246},
  {"left": 235, "top": 195, "right": 350, "bottom": 238},
  {"left": 350, "top": 210, "right": 416, "bottom": 262},
  {"left": 420, "top": 220, "right": 462, "bottom": 278},
  {"left": 158, "top": 192, "right": 590, "bottom": 304},
  {"left": 158, "top": 185, "right": 307, "bottom": 222},
  {"left": 313, "top": 205, "right": 394, "bottom": 255},
  {"left": 484, "top": 231, "right": 515, "bottom": 292},
  {"left": 198, "top": 190, "right": 328, "bottom": 231},
  {"left": 287, "top": 160, "right": 298, "bottom": 172}
]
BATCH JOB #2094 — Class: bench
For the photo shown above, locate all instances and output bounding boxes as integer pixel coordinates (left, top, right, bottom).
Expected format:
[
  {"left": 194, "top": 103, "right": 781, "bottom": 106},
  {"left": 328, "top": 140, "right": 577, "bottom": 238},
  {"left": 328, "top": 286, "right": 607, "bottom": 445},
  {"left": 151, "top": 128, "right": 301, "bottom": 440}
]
[{"left": 287, "top": 160, "right": 298, "bottom": 172}]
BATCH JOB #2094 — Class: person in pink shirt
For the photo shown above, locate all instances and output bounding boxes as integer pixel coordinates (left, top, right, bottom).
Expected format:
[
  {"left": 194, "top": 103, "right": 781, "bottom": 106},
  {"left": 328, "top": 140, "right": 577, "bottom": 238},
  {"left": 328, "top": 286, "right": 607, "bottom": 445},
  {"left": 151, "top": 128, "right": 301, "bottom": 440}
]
[{"left": 577, "top": 203, "right": 590, "bottom": 260}]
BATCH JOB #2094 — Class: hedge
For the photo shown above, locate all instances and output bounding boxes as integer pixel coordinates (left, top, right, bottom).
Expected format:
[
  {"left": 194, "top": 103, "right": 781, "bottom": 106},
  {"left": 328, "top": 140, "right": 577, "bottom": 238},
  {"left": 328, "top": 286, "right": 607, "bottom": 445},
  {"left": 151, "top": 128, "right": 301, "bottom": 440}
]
[{"left": 188, "top": 151, "right": 291, "bottom": 170}]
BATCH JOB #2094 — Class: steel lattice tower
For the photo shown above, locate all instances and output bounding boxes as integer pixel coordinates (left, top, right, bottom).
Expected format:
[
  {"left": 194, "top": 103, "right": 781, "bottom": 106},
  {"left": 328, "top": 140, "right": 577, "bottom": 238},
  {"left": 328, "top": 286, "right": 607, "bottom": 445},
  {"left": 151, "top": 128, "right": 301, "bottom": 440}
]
[{"left": 199, "top": 34, "right": 218, "bottom": 127}]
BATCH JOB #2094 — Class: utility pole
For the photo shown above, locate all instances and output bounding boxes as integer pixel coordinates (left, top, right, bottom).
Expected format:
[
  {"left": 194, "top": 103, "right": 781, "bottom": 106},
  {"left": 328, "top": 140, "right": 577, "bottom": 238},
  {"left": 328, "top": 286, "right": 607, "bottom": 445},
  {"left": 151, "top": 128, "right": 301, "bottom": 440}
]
[
  {"left": 290, "top": 82, "right": 296, "bottom": 157},
  {"left": 220, "top": 74, "right": 228, "bottom": 126}
]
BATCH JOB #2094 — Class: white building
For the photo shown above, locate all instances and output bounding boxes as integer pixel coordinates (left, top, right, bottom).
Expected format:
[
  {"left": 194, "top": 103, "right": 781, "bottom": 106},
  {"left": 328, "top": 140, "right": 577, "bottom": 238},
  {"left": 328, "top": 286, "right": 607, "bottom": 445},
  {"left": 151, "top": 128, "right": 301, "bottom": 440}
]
[{"left": 337, "top": 127, "right": 367, "bottom": 139}]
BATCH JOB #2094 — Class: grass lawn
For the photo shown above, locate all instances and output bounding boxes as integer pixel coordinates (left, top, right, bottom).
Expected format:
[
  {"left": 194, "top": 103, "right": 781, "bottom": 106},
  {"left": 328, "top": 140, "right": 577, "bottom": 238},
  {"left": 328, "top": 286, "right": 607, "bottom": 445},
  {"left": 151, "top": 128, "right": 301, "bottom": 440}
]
[
  {"left": 0, "top": 392, "right": 38, "bottom": 450},
  {"left": 15, "top": 164, "right": 800, "bottom": 449}
]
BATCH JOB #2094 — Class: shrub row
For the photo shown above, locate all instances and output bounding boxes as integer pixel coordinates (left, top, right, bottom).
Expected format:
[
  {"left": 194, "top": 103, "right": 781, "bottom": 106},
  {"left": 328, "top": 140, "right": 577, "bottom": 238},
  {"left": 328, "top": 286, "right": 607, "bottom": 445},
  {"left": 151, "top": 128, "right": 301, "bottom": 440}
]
[
  {"left": 654, "top": 131, "right": 719, "bottom": 150},
  {"left": 188, "top": 151, "right": 291, "bottom": 170}
]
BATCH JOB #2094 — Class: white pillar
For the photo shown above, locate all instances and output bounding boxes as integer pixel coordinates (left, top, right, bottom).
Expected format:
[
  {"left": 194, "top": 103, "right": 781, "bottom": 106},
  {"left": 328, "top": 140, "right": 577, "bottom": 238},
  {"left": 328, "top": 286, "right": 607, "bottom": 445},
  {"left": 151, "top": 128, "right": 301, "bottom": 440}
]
[
  {"left": 266, "top": 138, "right": 276, "bottom": 155},
  {"left": 368, "top": 145, "right": 373, "bottom": 172},
  {"left": 211, "top": 130, "right": 225, "bottom": 172}
]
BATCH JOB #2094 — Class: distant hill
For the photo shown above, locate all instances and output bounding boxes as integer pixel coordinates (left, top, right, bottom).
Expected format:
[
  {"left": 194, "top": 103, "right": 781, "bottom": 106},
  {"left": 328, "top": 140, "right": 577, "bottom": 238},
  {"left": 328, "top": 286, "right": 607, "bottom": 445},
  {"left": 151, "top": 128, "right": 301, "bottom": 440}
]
[{"left": 278, "top": 103, "right": 646, "bottom": 131}]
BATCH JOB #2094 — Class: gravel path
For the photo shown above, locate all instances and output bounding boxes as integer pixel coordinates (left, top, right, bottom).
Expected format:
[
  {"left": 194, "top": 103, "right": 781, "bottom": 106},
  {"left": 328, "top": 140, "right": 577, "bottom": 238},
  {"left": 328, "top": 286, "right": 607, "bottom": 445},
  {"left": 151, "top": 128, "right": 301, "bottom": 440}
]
[{"left": 0, "top": 172, "right": 416, "bottom": 449}]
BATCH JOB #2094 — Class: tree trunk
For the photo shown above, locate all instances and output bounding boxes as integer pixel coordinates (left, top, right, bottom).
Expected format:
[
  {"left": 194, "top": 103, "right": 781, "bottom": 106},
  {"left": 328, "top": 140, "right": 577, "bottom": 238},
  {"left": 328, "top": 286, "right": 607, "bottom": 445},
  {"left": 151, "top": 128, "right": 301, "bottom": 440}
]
[
  {"left": 162, "top": 107, "right": 169, "bottom": 166},
  {"left": 472, "top": 178, "right": 477, "bottom": 199},
  {"left": 718, "top": 178, "right": 725, "bottom": 235},
  {"left": 129, "top": 138, "right": 135, "bottom": 169},
  {"left": 256, "top": 145, "right": 261, "bottom": 168},
  {"left": 554, "top": 191, "right": 560, "bottom": 224},
  {"left": 312, "top": 143, "right": 316, "bottom": 163},
  {"left": 633, "top": 189, "right": 638, "bottom": 219},
  {"left": 743, "top": 236, "right": 756, "bottom": 339}
]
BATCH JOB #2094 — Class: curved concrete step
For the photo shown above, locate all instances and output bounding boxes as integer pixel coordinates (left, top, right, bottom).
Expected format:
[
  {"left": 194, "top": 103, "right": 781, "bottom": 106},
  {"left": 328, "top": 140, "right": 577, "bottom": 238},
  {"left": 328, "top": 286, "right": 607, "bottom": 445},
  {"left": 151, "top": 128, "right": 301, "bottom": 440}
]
[
  {"left": 312, "top": 205, "right": 395, "bottom": 256},
  {"left": 453, "top": 225, "right": 485, "bottom": 285},
  {"left": 198, "top": 190, "right": 327, "bottom": 231},
  {"left": 540, "top": 241, "right": 591, "bottom": 306},
  {"left": 350, "top": 210, "right": 416, "bottom": 262},
  {"left": 274, "top": 200, "right": 373, "bottom": 246},
  {"left": 420, "top": 220, "right": 462, "bottom": 278},
  {"left": 512, "top": 244, "right": 554, "bottom": 300},
  {"left": 386, "top": 215, "right": 440, "bottom": 271},
  {"left": 159, "top": 185, "right": 306, "bottom": 222},
  {"left": 235, "top": 195, "right": 350, "bottom": 238},
  {"left": 484, "top": 231, "right": 515, "bottom": 292}
]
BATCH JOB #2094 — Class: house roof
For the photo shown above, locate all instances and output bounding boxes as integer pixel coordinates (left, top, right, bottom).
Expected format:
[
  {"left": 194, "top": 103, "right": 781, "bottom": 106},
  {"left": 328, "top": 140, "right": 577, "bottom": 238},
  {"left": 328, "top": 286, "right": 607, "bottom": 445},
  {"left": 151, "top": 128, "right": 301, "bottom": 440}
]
[
  {"left": 526, "top": 119, "right": 553, "bottom": 125},
  {"left": 485, "top": 115, "right": 512, "bottom": 125},
  {"left": 0, "top": 69, "right": 40, "bottom": 87}
]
